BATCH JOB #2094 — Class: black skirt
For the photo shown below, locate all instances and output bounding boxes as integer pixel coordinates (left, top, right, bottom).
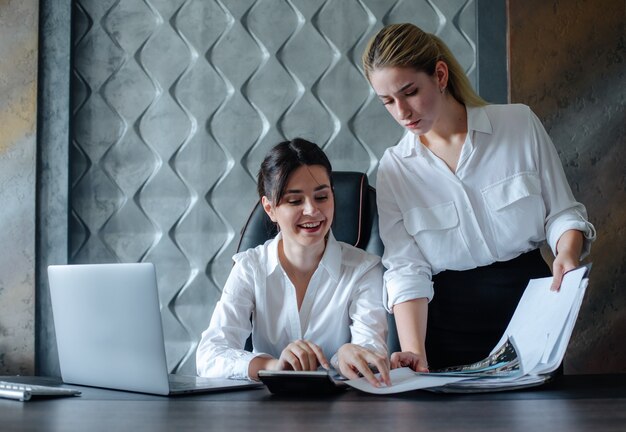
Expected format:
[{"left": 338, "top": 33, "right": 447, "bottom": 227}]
[{"left": 426, "top": 249, "right": 551, "bottom": 369}]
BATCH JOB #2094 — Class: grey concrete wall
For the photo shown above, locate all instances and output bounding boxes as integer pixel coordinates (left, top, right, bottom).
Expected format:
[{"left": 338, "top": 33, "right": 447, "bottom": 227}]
[
  {"left": 509, "top": 0, "right": 626, "bottom": 373},
  {"left": 0, "top": 0, "right": 39, "bottom": 375}
]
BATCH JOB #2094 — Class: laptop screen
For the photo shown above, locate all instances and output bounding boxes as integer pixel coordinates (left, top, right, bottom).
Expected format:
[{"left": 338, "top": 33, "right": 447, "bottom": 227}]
[{"left": 48, "top": 263, "right": 171, "bottom": 395}]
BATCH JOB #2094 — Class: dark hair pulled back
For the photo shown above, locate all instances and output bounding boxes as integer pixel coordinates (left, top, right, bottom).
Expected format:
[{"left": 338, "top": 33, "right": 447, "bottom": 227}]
[{"left": 257, "top": 138, "right": 333, "bottom": 207}]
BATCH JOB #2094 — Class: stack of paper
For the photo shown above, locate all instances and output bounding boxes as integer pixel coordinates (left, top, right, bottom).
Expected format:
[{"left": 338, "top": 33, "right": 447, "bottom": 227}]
[{"left": 346, "top": 264, "right": 591, "bottom": 394}]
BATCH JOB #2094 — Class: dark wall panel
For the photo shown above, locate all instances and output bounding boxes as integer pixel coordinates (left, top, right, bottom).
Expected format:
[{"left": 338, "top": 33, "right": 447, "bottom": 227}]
[{"left": 509, "top": 0, "right": 626, "bottom": 374}]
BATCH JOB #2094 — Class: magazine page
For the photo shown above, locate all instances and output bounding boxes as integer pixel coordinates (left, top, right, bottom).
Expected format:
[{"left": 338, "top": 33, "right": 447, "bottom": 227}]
[{"left": 429, "top": 338, "right": 521, "bottom": 377}]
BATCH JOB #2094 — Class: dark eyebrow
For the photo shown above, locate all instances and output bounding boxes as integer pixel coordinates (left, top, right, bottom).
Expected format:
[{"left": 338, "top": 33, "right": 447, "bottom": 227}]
[
  {"left": 377, "top": 82, "right": 414, "bottom": 98},
  {"left": 284, "top": 184, "right": 330, "bottom": 194}
]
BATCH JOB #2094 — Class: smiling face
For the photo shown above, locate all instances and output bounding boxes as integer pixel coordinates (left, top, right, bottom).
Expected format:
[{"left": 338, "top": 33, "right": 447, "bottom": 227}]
[
  {"left": 262, "top": 164, "right": 334, "bottom": 251},
  {"left": 369, "top": 63, "right": 447, "bottom": 136}
]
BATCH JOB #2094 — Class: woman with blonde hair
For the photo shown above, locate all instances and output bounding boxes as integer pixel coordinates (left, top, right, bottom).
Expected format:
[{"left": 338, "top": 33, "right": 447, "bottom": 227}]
[{"left": 362, "top": 23, "right": 595, "bottom": 371}]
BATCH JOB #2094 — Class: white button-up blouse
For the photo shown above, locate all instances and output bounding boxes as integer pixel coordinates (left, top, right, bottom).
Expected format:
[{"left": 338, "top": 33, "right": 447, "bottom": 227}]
[
  {"left": 196, "top": 231, "right": 388, "bottom": 379},
  {"left": 377, "top": 104, "right": 596, "bottom": 311}
]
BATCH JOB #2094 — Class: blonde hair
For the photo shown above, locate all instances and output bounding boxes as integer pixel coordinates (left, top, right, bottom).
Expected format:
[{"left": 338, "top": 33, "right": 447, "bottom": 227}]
[{"left": 362, "top": 23, "right": 487, "bottom": 107}]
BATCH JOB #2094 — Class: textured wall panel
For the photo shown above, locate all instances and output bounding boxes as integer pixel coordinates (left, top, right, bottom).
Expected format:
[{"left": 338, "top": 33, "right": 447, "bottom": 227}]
[
  {"left": 510, "top": 0, "right": 626, "bottom": 374},
  {"left": 70, "top": 0, "right": 479, "bottom": 373}
]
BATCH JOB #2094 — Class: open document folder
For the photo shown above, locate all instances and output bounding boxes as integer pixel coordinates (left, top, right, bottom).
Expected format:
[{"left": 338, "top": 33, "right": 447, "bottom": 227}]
[{"left": 347, "top": 264, "right": 591, "bottom": 394}]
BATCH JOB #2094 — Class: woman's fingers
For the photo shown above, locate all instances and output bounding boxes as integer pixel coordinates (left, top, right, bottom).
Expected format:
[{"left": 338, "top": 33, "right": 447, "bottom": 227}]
[
  {"left": 278, "top": 348, "right": 301, "bottom": 371},
  {"left": 550, "top": 268, "right": 565, "bottom": 292},
  {"left": 293, "top": 341, "right": 312, "bottom": 370},
  {"left": 338, "top": 344, "right": 391, "bottom": 387},
  {"left": 368, "top": 352, "right": 391, "bottom": 386},
  {"left": 306, "top": 341, "right": 330, "bottom": 369},
  {"left": 280, "top": 340, "right": 328, "bottom": 371},
  {"left": 353, "top": 348, "right": 391, "bottom": 386},
  {"left": 551, "top": 246, "right": 580, "bottom": 291},
  {"left": 390, "top": 351, "right": 429, "bottom": 372}
]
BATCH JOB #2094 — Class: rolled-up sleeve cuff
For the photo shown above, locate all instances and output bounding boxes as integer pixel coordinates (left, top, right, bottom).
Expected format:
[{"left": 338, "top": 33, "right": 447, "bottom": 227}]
[
  {"left": 235, "top": 351, "right": 269, "bottom": 381},
  {"left": 384, "top": 276, "right": 434, "bottom": 313},
  {"left": 547, "top": 211, "right": 597, "bottom": 260}
]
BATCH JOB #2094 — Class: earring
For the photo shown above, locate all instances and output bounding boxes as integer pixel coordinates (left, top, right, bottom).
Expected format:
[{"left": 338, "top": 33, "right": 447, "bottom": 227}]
[{"left": 440, "top": 87, "right": 446, "bottom": 94}]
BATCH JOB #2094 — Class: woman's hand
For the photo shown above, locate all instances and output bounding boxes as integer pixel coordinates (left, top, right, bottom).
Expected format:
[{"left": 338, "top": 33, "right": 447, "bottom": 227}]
[
  {"left": 275, "top": 339, "right": 330, "bottom": 371},
  {"left": 390, "top": 351, "right": 429, "bottom": 373},
  {"left": 336, "top": 343, "right": 391, "bottom": 387},
  {"left": 551, "top": 230, "right": 583, "bottom": 291},
  {"left": 248, "top": 340, "right": 329, "bottom": 380},
  {"left": 551, "top": 251, "right": 579, "bottom": 291}
]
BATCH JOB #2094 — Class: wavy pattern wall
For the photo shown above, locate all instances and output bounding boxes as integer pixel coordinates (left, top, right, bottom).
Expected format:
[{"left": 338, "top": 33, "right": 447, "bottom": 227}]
[{"left": 70, "top": 0, "right": 479, "bottom": 374}]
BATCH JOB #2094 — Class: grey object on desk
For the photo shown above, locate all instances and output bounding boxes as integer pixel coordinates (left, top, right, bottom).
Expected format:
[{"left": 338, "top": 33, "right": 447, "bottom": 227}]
[
  {"left": 47, "top": 263, "right": 262, "bottom": 396},
  {"left": 0, "top": 380, "right": 81, "bottom": 401},
  {"left": 258, "top": 370, "right": 347, "bottom": 395}
]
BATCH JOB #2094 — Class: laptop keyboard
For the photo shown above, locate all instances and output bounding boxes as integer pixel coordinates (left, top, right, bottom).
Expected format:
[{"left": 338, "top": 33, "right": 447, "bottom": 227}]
[{"left": 0, "top": 380, "right": 82, "bottom": 401}]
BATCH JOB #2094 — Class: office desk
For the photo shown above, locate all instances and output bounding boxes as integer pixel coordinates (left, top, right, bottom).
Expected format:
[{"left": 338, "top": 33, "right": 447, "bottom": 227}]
[{"left": 2, "top": 374, "right": 625, "bottom": 432}]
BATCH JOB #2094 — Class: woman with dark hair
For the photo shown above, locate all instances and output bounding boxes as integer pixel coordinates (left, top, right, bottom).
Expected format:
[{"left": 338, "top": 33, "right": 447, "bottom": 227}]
[
  {"left": 361, "top": 23, "right": 596, "bottom": 371},
  {"left": 196, "top": 138, "right": 390, "bottom": 387}
]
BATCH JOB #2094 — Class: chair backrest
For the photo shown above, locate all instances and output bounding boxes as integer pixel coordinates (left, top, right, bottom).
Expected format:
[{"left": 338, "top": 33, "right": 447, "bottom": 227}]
[
  {"left": 237, "top": 171, "right": 383, "bottom": 256},
  {"left": 236, "top": 171, "right": 400, "bottom": 353}
]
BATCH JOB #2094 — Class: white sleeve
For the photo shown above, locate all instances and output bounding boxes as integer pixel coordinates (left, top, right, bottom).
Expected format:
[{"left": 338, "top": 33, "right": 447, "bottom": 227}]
[
  {"left": 529, "top": 109, "right": 596, "bottom": 258},
  {"left": 195, "top": 257, "right": 267, "bottom": 379},
  {"left": 345, "top": 258, "right": 388, "bottom": 357},
  {"left": 377, "top": 159, "right": 434, "bottom": 312}
]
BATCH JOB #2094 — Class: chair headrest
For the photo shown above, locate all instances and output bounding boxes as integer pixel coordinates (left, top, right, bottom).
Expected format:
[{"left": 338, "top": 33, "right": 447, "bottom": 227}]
[{"left": 331, "top": 171, "right": 370, "bottom": 248}]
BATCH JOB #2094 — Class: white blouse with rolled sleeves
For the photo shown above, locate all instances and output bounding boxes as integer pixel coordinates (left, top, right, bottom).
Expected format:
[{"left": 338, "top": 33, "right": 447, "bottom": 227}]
[
  {"left": 196, "top": 231, "right": 388, "bottom": 380},
  {"left": 377, "top": 104, "right": 596, "bottom": 311}
]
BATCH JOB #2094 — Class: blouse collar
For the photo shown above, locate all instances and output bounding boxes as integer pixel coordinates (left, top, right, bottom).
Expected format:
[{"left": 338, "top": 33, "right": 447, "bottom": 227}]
[
  {"left": 266, "top": 230, "right": 341, "bottom": 283},
  {"left": 400, "top": 105, "right": 493, "bottom": 158}
]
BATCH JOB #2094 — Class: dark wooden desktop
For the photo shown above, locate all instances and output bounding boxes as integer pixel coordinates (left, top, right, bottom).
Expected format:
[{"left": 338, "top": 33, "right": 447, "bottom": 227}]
[{"left": 2, "top": 374, "right": 625, "bottom": 431}]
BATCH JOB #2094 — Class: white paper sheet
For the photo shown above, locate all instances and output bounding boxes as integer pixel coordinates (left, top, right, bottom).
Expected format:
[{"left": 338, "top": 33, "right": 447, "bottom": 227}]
[
  {"left": 491, "top": 265, "right": 588, "bottom": 374},
  {"left": 345, "top": 367, "right": 468, "bottom": 394}
]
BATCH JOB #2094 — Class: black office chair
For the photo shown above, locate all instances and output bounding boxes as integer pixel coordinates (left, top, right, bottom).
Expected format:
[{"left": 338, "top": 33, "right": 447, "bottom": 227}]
[{"left": 236, "top": 171, "right": 400, "bottom": 353}]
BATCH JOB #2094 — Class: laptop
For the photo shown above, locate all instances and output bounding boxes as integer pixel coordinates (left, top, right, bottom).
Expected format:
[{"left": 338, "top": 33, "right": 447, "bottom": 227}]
[{"left": 47, "top": 263, "right": 262, "bottom": 395}]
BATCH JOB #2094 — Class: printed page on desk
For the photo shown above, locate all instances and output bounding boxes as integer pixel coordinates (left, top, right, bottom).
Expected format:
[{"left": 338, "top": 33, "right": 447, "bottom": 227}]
[
  {"left": 346, "top": 368, "right": 469, "bottom": 394},
  {"left": 345, "top": 265, "right": 591, "bottom": 394}
]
